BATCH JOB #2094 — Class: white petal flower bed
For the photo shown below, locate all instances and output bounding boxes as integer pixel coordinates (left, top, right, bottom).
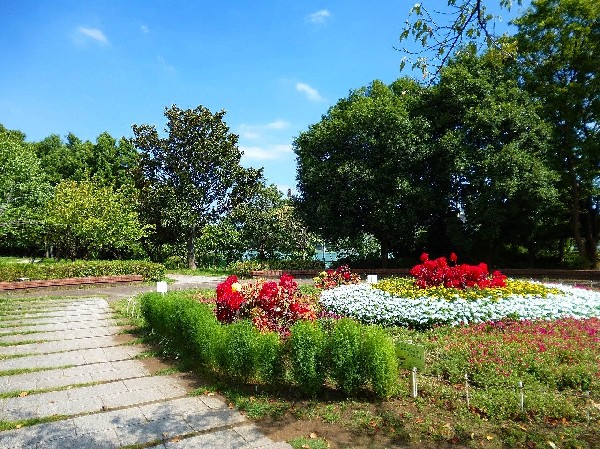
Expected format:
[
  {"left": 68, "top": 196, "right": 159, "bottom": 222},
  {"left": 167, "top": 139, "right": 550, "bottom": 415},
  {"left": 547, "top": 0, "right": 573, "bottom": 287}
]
[{"left": 319, "top": 282, "right": 600, "bottom": 328}]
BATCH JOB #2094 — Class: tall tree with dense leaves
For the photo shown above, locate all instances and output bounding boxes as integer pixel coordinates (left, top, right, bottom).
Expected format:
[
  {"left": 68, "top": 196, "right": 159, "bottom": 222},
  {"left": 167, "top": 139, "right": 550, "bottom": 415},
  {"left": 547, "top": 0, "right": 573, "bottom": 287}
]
[
  {"left": 427, "top": 47, "right": 562, "bottom": 264},
  {"left": 0, "top": 125, "right": 52, "bottom": 255},
  {"left": 132, "top": 104, "right": 262, "bottom": 269},
  {"left": 294, "top": 79, "right": 443, "bottom": 265},
  {"left": 514, "top": 0, "right": 599, "bottom": 267}
]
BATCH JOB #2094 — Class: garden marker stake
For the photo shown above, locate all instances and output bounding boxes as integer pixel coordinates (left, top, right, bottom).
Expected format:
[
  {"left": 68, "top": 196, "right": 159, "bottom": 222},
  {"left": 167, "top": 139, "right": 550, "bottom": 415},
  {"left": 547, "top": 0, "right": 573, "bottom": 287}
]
[
  {"left": 465, "top": 373, "right": 470, "bottom": 408},
  {"left": 519, "top": 381, "right": 524, "bottom": 413},
  {"left": 411, "top": 367, "right": 418, "bottom": 398}
]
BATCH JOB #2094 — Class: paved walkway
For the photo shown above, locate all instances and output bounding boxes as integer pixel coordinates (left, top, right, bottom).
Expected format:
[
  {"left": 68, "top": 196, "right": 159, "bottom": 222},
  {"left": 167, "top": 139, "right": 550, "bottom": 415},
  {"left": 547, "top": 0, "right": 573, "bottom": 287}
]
[{"left": 0, "top": 277, "right": 292, "bottom": 449}]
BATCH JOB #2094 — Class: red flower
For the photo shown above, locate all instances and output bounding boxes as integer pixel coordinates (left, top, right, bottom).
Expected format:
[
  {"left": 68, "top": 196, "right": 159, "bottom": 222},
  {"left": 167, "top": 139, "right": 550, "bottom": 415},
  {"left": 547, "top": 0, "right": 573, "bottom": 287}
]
[
  {"left": 450, "top": 252, "right": 458, "bottom": 263},
  {"left": 420, "top": 252, "right": 429, "bottom": 263}
]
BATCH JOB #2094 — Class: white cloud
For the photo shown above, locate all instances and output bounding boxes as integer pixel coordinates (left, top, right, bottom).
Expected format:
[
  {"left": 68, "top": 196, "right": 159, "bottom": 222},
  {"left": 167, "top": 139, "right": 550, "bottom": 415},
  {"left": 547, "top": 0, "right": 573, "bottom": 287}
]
[
  {"left": 157, "top": 56, "right": 176, "bottom": 74},
  {"left": 308, "top": 9, "right": 331, "bottom": 24},
  {"left": 296, "top": 82, "right": 323, "bottom": 102},
  {"left": 265, "top": 119, "right": 290, "bottom": 130},
  {"left": 140, "top": 25, "right": 149, "bottom": 34},
  {"left": 77, "top": 27, "right": 108, "bottom": 44},
  {"left": 239, "top": 119, "right": 290, "bottom": 139},
  {"left": 240, "top": 144, "right": 292, "bottom": 161}
]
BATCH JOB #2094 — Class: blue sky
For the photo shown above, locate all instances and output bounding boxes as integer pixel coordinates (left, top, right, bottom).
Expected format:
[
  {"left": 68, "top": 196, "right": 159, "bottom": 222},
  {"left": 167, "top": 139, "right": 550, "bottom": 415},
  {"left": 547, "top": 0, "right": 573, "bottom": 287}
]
[{"left": 1, "top": 1, "right": 527, "bottom": 194}]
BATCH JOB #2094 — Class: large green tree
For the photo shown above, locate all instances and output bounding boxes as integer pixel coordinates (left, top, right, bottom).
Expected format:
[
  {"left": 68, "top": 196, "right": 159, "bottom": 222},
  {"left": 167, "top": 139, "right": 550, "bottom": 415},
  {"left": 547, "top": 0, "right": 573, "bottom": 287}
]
[
  {"left": 427, "top": 48, "right": 562, "bottom": 263},
  {"left": 132, "top": 104, "right": 262, "bottom": 269},
  {"left": 44, "top": 180, "right": 145, "bottom": 260},
  {"left": 34, "top": 132, "right": 138, "bottom": 188},
  {"left": 0, "top": 125, "right": 52, "bottom": 255},
  {"left": 294, "top": 79, "right": 442, "bottom": 265},
  {"left": 230, "top": 184, "right": 316, "bottom": 260},
  {"left": 514, "top": 0, "right": 599, "bottom": 267}
]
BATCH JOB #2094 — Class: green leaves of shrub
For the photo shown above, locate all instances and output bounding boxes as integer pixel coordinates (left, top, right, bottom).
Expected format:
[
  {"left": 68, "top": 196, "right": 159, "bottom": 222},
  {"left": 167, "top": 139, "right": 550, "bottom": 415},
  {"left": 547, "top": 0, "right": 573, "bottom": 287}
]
[
  {"left": 289, "top": 321, "right": 327, "bottom": 396},
  {"left": 330, "top": 318, "right": 366, "bottom": 395},
  {"left": 363, "top": 326, "right": 399, "bottom": 399}
]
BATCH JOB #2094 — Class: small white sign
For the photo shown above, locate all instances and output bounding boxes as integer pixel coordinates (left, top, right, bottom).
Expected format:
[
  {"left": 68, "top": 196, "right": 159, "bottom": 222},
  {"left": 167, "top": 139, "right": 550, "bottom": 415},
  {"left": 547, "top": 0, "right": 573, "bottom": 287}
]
[
  {"left": 156, "top": 281, "right": 168, "bottom": 293},
  {"left": 367, "top": 274, "right": 378, "bottom": 284}
]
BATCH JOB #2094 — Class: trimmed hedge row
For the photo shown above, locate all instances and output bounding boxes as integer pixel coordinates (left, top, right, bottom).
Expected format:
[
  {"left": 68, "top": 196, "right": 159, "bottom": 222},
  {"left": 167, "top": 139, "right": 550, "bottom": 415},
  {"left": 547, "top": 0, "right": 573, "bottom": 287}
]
[
  {"left": 0, "top": 260, "right": 165, "bottom": 282},
  {"left": 140, "top": 291, "right": 400, "bottom": 398},
  {"left": 227, "top": 259, "right": 325, "bottom": 277}
]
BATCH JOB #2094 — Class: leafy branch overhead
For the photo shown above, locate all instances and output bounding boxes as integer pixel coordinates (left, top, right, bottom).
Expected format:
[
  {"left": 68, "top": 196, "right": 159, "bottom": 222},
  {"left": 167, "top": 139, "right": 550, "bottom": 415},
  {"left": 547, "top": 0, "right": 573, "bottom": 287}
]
[{"left": 399, "top": 0, "right": 521, "bottom": 81}]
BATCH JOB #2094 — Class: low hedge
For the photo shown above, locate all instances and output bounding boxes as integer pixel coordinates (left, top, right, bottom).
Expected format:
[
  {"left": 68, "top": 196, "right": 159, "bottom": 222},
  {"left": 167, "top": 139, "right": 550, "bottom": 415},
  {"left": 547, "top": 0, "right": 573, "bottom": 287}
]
[
  {"left": 140, "top": 291, "right": 400, "bottom": 399},
  {"left": 227, "top": 259, "right": 325, "bottom": 277},
  {"left": 0, "top": 260, "right": 165, "bottom": 282}
]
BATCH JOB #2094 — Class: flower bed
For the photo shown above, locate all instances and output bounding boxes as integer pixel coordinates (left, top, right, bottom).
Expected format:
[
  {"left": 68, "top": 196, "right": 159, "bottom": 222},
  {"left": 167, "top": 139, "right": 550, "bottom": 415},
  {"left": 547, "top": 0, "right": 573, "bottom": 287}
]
[{"left": 320, "top": 280, "right": 600, "bottom": 328}]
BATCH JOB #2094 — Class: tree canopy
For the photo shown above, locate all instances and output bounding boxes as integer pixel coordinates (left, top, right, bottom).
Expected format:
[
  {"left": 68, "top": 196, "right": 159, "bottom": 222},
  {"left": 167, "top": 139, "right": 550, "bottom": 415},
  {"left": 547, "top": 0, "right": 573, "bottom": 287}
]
[{"left": 132, "top": 104, "right": 263, "bottom": 269}]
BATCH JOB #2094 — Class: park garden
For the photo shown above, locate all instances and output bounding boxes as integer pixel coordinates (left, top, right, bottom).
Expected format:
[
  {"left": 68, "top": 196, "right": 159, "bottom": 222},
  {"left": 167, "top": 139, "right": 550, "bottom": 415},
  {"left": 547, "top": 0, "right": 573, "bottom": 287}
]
[{"left": 0, "top": 0, "right": 598, "bottom": 447}]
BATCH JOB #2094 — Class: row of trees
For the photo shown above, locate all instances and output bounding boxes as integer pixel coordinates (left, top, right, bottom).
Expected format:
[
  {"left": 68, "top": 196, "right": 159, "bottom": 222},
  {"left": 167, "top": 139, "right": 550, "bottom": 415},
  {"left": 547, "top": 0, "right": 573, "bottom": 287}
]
[
  {"left": 2, "top": 0, "right": 596, "bottom": 268},
  {"left": 295, "top": 0, "right": 598, "bottom": 268},
  {"left": 0, "top": 107, "right": 316, "bottom": 267}
]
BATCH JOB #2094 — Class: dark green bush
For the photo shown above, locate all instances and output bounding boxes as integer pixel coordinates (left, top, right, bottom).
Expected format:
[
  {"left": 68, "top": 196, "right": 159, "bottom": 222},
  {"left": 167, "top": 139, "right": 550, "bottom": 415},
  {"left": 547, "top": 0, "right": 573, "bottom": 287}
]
[
  {"left": 330, "top": 318, "right": 366, "bottom": 395},
  {"left": 178, "top": 299, "right": 222, "bottom": 366},
  {"left": 0, "top": 260, "right": 164, "bottom": 282},
  {"left": 288, "top": 320, "right": 327, "bottom": 396},
  {"left": 363, "top": 326, "right": 399, "bottom": 399}
]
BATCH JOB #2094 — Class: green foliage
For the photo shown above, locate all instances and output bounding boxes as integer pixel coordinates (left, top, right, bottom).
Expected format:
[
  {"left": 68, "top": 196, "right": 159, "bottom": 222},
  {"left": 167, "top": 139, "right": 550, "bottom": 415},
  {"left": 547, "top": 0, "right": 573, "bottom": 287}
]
[
  {"left": 329, "top": 318, "right": 366, "bottom": 395},
  {"left": 0, "top": 260, "right": 164, "bottom": 282},
  {"left": 218, "top": 320, "right": 258, "bottom": 381},
  {"left": 0, "top": 125, "right": 52, "bottom": 254},
  {"left": 514, "top": 0, "right": 600, "bottom": 267},
  {"left": 226, "top": 259, "right": 325, "bottom": 277},
  {"left": 45, "top": 180, "right": 146, "bottom": 260},
  {"left": 288, "top": 321, "right": 327, "bottom": 396},
  {"left": 132, "top": 104, "right": 263, "bottom": 269},
  {"left": 362, "top": 325, "right": 399, "bottom": 399},
  {"left": 230, "top": 183, "right": 317, "bottom": 260},
  {"left": 254, "top": 330, "right": 283, "bottom": 382}
]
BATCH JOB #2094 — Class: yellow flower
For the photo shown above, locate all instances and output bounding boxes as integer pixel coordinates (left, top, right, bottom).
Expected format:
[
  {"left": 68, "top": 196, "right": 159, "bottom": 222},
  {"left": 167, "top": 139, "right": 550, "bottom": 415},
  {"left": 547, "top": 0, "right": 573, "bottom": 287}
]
[{"left": 231, "top": 282, "right": 242, "bottom": 293}]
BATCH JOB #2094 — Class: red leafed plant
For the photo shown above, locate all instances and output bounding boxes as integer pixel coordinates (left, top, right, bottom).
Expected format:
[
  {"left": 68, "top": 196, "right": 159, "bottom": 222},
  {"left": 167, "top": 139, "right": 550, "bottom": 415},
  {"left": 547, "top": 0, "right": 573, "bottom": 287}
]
[
  {"left": 410, "top": 253, "right": 507, "bottom": 290},
  {"left": 313, "top": 265, "right": 361, "bottom": 290},
  {"left": 216, "top": 274, "right": 317, "bottom": 336}
]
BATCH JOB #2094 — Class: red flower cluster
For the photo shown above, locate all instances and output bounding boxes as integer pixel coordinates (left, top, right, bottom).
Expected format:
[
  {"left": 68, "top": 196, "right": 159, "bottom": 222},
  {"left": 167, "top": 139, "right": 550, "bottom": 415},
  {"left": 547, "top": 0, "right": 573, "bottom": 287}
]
[
  {"left": 215, "top": 274, "right": 317, "bottom": 336},
  {"left": 410, "top": 253, "right": 507, "bottom": 290},
  {"left": 313, "top": 265, "right": 361, "bottom": 290}
]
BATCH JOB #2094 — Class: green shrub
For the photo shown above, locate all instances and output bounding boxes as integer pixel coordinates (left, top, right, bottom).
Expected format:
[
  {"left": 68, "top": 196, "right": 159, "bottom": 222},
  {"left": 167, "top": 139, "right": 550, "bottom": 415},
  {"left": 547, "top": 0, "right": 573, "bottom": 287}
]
[
  {"left": 330, "top": 318, "right": 366, "bottom": 395},
  {"left": 254, "top": 331, "right": 284, "bottom": 383},
  {"left": 363, "top": 326, "right": 399, "bottom": 399},
  {"left": 218, "top": 320, "right": 258, "bottom": 381},
  {"left": 0, "top": 260, "right": 164, "bottom": 282},
  {"left": 288, "top": 320, "right": 327, "bottom": 396},
  {"left": 178, "top": 300, "right": 222, "bottom": 366}
]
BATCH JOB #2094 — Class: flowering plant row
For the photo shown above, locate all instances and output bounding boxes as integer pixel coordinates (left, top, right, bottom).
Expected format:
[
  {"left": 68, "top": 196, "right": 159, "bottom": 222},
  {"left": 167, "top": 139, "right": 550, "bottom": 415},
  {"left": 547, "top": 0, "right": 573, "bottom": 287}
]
[
  {"left": 319, "top": 282, "right": 600, "bottom": 328},
  {"left": 313, "top": 265, "right": 361, "bottom": 290},
  {"left": 216, "top": 274, "right": 316, "bottom": 336},
  {"left": 410, "top": 253, "right": 507, "bottom": 289}
]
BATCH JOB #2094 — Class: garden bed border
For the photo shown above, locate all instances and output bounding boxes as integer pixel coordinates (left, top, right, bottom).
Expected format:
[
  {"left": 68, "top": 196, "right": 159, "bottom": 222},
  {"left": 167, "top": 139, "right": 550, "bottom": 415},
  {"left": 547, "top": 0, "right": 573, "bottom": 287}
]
[
  {"left": 251, "top": 268, "right": 600, "bottom": 281},
  {"left": 0, "top": 275, "right": 144, "bottom": 291}
]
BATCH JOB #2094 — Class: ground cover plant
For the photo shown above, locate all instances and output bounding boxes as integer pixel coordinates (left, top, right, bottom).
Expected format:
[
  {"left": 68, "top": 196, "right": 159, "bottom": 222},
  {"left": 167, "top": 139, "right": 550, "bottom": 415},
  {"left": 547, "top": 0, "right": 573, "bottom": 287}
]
[{"left": 127, "top": 262, "right": 600, "bottom": 449}]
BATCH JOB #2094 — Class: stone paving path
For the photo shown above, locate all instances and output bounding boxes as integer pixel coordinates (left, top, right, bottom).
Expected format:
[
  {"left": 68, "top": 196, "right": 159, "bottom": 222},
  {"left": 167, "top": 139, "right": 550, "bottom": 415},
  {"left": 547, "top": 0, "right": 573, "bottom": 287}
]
[{"left": 0, "top": 289, "right": 291, "bottom": 448}]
